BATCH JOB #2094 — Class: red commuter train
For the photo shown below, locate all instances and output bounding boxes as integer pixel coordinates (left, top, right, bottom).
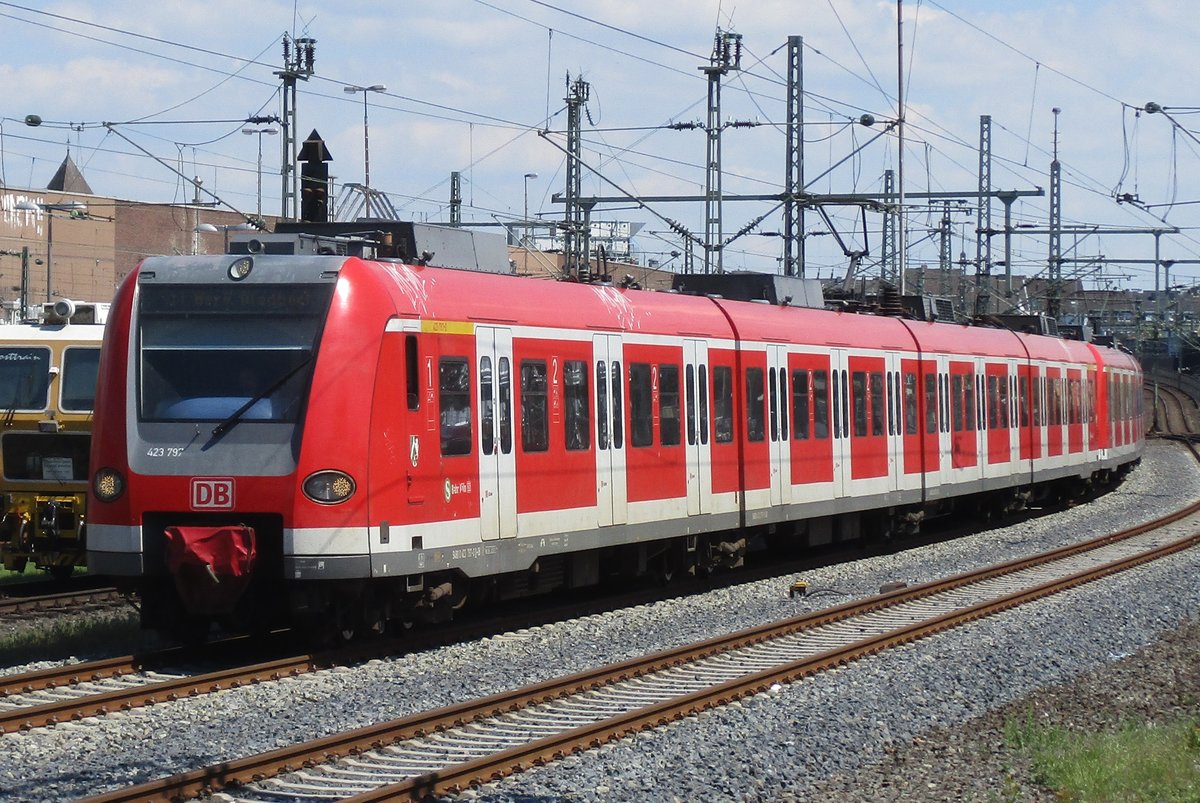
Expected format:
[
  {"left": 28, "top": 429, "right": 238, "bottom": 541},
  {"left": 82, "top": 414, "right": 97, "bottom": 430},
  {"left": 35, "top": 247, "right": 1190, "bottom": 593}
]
[{"left": 86, "top": 252, "right": 1144, "bottom": 637}]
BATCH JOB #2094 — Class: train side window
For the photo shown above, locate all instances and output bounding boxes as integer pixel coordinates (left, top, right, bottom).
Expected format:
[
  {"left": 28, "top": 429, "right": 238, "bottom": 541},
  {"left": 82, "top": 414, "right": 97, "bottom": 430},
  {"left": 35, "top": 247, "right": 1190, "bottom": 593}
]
[
  {"left": 660, "top": 364, "right": 681, "bottom": 446},
  {"left": 999, "top": 374, "right": 1010, "bottom": 430},
  {"left": 564, "top": 359, "right": 589, "bottom": 451},
  {"left": 886, "top": 372, "right": 895, "bottom": 436},
  {"left": 499, "top": 357, "right": 512, "bottom": 454},
  {"left": 746, "top": 367, "right": 765, "bottom": 442},
  {"left": 596, "top": 362, "right": 609, "bottom": 450},
  {"left": 61, "top": 346, "right": 100, "bottom": 412},
  {"left": 841, "top": 371, "right": 850, "bottom": 439},
  {"left": 951, "top": 374, "right": 964, "bottom": 432},
  {"left": 686, "top": 364, "right": 697, "bottom": 446},
  {"left": 1011, "top": 376, "right": 1018, "bottom": 428},
  {"left": 936, "top": 374, "right": 945, "bottom": 432},
  {"left": 964, "top": 373, "right": 975, "bottom": 432},
  {"left": 1032, "top": 373, "right": 1042, "bottom": 427},
  {"left": 987, "top": 375, "right": 998, "bottom": 430},
  {"left": 713, "top": 365, "right": 733, "bottom": 443},
  {"left": 611, "top": 361, "right": 623, "bottom": 449},
  {"left": 779, "top": 368, "right": 789, "bottom": 440},
  {"left": 405, "top": 335, "right": 420, "bottom": 411},
  {"left": 835, "top": 369, "right": 844, "bottom": 439},
  {"left": 480, "top": 356, "right": 494, "bottom": 456},
  {"left": 851, "top": 371, "right": 867, "bottom": 438},
  {"left": 1019, "top": 376, "right": 1030, "bottom": 427},
  {"left": 439, "top": 357, "right": 472, "bottom": 457},
  {"left": 869, "top": 371, "right": 884, "bottom": 436},
  {"left": 629, "top": 363, "right": 653, "bottom": 447},
  {"left": 903, "top": 372, "right": 918, "bottom": 435},
  {"left": 923, "top": 373, "right": 937, "bottom": 435},
  {"left": 698, "top": 365, "right": 709, "bottom": 445},
  {"left": 520, "top": 360, "right": 549, "bottom": 452},
  {"left": 813, "top": 370, "right": 829, "bottom": 439},
  {"left": 768, "top": 367, "right": 779, "bottom": 442},
  {"left": 792, "top": 370, "right": 810, "bottom": 440}
]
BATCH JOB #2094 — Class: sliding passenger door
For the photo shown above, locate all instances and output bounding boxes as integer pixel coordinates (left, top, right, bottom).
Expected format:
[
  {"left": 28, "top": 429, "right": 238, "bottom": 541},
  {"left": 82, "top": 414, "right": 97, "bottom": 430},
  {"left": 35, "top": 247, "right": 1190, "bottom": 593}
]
[
  {"left": 767, "top": 344, "right": 791, "bottom": 508},
  {"left": 683, "top": 339, "right": 712, "bottom": 516},
  {"left": 593, "top": 334, "right": 628, "bottom": 526},
  {"left": 477, "top": 326, "right": 517, "bottom": 540},
  {"left": 829, "top": 348, "right": 849, "bottom": 500}
]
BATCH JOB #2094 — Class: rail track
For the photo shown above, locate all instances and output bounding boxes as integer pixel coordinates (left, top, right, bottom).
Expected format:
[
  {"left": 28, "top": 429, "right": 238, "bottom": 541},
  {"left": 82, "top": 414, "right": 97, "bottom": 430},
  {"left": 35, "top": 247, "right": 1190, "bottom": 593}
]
[
  {"left": 76, "top": 488, "right": 1200, "bottom": 803},
  {"left": 1151, "top": 380, "right": 1200, "bottom": 437},
  {"left": 0, "top": 586, "right": 125, "bottom": 618}
]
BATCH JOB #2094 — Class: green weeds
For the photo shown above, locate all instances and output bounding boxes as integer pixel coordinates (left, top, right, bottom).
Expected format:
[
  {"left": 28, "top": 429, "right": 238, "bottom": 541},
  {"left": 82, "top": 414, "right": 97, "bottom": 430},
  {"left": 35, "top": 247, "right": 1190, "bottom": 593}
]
[{"left": 1006, "top": 710, "right": 1200, "bottom": 801}]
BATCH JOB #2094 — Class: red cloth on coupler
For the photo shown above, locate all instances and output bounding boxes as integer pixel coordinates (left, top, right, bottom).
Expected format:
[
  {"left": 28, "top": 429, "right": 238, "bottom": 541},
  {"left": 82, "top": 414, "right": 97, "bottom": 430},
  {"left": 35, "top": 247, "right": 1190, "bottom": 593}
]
[{"left": 163, "top": 525, "right": 257, "bottom": 615}]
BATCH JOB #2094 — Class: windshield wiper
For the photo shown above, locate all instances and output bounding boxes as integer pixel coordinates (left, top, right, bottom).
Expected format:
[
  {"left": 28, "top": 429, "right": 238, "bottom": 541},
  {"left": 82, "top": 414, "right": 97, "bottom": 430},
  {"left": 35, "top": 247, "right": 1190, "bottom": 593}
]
[{"left": 211, "top": 356, "right": 313, "bottom": 438}]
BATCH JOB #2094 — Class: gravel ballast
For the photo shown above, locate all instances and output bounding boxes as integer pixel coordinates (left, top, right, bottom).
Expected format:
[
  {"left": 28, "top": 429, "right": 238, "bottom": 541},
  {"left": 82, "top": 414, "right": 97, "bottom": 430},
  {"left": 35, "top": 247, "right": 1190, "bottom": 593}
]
[{"left": 1, "top": 442, "right": 1197, "bottom": 802}]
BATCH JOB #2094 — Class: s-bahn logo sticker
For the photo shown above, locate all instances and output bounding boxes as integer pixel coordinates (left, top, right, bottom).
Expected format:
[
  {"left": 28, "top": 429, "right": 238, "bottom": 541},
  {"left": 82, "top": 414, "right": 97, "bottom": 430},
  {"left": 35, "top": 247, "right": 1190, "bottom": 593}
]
[{"left": 191, "top": 477, "right": 235, "bottom": 510}]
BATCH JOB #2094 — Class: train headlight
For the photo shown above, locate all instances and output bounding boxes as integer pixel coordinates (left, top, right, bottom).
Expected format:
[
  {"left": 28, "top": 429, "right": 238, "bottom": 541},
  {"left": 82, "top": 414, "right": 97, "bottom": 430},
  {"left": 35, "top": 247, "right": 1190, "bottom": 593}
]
[
  {"left": 93, "top": 468, "right": 125, "bottom": 502},
  {"left": 302, "top": 470, "right": 356, "bottom": 504},
  {"left": 228, "top": 257, "right": 253, "bottom": 281}
]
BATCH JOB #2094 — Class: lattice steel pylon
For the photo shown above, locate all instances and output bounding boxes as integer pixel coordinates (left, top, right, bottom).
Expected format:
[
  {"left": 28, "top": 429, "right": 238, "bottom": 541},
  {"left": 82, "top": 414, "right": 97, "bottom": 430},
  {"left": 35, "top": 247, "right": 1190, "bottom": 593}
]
[
  {"left": 881, "top": 169, "right": 898, "bottom": 285},
  {"left": 701, "top": 30, "right": 742, "bottom": 274},
  {"left": 563, "top": 75, "right": 590, "bottom": 281},
  {"left": 783, "top": 35, "right": 804, "bottom": 277},
  {"left": 275, "top": 34, "right": 316, "bottom": 221},
  {"left": 974, "top": 114, "right": 992, "bottom": 317},
  {"left": 449, "top": 172, "right": 462, "bottom": 226},
  {"left": 1048, "top": 108, "right": 1063, "bottom": 319}
]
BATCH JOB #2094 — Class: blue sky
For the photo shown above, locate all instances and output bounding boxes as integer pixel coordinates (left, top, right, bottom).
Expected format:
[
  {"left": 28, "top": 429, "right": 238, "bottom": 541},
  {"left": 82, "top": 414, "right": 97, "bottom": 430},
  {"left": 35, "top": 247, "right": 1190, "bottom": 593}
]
[{"left": 2, "top": 0, "right": 1198, "bottom": 292}]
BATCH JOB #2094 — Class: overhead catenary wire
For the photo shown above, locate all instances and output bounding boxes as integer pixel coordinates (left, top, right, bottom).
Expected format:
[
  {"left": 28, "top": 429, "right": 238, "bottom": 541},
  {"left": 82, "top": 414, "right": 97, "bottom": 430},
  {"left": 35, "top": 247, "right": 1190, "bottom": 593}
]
[{"left": 4, "top": 0, "right": 1197, "bottom": 284}]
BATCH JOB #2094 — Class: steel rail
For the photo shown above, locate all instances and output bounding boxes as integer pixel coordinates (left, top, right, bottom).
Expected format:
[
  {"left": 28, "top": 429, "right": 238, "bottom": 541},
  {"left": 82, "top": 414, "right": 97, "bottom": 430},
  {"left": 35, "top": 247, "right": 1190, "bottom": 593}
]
[
  {"left": 0, "top": 587, "right": 122, "bottom": 615},
  {"left": 349, "top": 528, "right": 1200, "bottom": 802},
  {"left": 0, "top": 652, "right": 335, "bottom": 735},
  {"left": 78, "top": 502, "right": 1200, "bottom": 803},
  {"left": 0, "top": 654, "right": 142, "bottom": 698}
]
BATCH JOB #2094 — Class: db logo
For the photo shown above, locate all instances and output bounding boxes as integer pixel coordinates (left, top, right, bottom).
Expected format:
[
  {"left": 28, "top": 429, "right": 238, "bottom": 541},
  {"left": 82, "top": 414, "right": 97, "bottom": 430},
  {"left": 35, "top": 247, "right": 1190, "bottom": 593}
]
[{"left": 191, "top": 477, "right": 235, "bottom": 510}]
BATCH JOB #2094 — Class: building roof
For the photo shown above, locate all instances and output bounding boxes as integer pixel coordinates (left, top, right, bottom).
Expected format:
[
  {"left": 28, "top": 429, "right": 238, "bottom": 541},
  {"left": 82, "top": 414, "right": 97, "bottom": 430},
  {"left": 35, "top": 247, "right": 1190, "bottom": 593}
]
[{"left": 46, "top": 152, "right": 93, "bottom": 195}]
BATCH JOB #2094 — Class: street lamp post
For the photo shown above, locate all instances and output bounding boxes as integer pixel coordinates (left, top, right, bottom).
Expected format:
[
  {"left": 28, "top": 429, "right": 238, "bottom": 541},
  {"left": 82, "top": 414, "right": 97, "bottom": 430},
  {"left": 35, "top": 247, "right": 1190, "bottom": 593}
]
[
  {"left": 523, "top": 172, "right": 538, "bottom": 247},
  {"left": 343, "top": 84, "right": 387, "bottom": 192},
  {"left": 242, "top": 125, "right": 279, "bottom": 218},
  {"left": 16, "top": 200, "right": 87, "bottom": 302}
]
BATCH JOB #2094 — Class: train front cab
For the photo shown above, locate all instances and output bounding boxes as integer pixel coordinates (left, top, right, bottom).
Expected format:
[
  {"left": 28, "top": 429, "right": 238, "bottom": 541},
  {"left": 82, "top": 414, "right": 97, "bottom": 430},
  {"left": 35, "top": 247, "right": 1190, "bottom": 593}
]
[
  {"left": 0, "top": 325, "right": 101, "bottom": 577},
  {"left": 87, "top": 255, "right": 342, "bottom": 634}
]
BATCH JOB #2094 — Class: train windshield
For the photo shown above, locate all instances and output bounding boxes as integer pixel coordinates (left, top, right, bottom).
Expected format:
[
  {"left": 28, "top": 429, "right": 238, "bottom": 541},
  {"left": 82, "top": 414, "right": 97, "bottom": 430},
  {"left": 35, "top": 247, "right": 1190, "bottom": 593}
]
[
  {"left": 0, "top": 347, "right": 51, "bottom": 412},
  {"left": 137, "top": 283, "right": 334, "bottom": 423},
  {"left": 61, "top": 347, "right": 100, "bottom": 412}
]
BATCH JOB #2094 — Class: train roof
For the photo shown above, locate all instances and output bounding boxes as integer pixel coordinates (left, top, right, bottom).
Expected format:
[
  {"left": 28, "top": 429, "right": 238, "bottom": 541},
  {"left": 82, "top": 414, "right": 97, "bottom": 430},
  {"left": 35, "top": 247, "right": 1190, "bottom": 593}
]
[
  {"left": 0, "top": 322, "right": 105, "bottom": 343},
  {"left": 351, "top": 258, "right": 736, "bottom": 338},
  {"left": 718, "top": 300, "right": 918, "bottom": 350}
]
